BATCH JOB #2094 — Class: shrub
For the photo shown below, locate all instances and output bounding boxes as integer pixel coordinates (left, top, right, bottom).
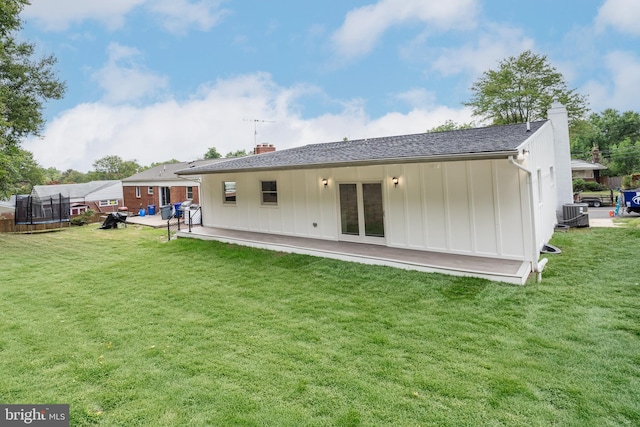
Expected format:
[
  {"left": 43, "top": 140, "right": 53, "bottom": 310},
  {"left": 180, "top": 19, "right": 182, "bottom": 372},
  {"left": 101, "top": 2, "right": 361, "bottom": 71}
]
[
  {"left": 621, "top": 174, "right": 640, "bottom": 189},
  {"left": 71, "top": 209, "right": 96, "bottom": 226},
  {"left": 572, "top": 178, "right": 586, "bottom": 192},
  {"left": 584, "top": 181, "right": 604, "bottom": 191}
]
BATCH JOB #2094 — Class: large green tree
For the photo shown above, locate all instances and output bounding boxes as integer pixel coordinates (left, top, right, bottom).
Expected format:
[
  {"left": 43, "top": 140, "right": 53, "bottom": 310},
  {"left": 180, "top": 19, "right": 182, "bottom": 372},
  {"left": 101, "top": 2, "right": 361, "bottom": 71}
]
[
  {"left": 570, "top": 109, "right": 640, "bottom": 176},
  {"left": 465, "top": 50, "right": 587, "bottom": 125},
  {"left": 0, "top": 0, "right": 65, "bottom": 198},
  {"left": 204, "top": 146, "right": 222, "bottom": 159},
  {"left": 90, "top": 155, "right": 141, "bottom": 180},
  {"left": 0, "top": 145, "right": 42, "bottom": 196}
]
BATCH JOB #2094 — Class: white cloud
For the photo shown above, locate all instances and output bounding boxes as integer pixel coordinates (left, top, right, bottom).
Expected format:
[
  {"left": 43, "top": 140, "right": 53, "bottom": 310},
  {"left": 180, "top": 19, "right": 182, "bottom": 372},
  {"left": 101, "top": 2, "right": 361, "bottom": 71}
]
[
  {"left": 147, "top": 0, "right": 230, "bottom": 35},
  {"left": 91, "top": 43, "right": 169, "bottom": 103},
  {"left": 429, "top": 24, "right": 535, "bottom": 77},
  {"left": 331, "top": 0, "right": 478, "bottom": 58},
  {"left": 395, "top": 88, "right": 436, "bottom": 109},
  {"left": 25, "top": 73, "right": 474, "bottom": 172},
  {"left": 23, "top": 0, "right": 228, "bottom": 33},
  {"left": 23, "top": 0, "right": 146, "bottom": 31},
  {"left": 582, "top": 51, "right": 640, "bottom": 112},
  {"left": 596, "top": 0, "right": 640, "bottom": 35}
]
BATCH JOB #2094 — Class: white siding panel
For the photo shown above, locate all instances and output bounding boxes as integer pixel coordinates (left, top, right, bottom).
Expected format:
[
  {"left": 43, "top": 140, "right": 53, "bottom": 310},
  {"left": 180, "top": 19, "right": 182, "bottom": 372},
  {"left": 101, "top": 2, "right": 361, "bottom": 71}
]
[
  {"left": 445, "top": 162, "right": 472, "bottom": 253},
  {"left": 495, "top": 162, "right": 526, "bottom": 258},
  {"left": 386, "top": 165, "right": 406, "bottom": 247},
  {"left": 423, "top": 164, "right": 447, "bottom": 250},
  {"left": 403, "top": 164, "right": 425, "bottom": 249},
  {"left": 469, "top": 161, "right": 498, "bottom": 255}
]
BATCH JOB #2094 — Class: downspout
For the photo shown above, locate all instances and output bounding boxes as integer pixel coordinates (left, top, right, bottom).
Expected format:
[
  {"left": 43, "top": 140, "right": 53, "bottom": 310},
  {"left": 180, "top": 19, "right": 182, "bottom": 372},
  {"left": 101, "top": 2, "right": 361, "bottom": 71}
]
[{"left": 508, "top": 155, "right": 546, "bottom": 283}]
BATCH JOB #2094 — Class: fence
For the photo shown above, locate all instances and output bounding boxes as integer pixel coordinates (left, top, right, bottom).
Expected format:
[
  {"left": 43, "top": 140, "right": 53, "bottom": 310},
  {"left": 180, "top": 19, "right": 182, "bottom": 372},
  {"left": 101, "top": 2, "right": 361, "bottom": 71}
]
[
  {"left": 11, "top": 193, "right": 70, "bottom": 232},
  {"left": 166, "top": 206, "right": 202, "bottom": 241}
]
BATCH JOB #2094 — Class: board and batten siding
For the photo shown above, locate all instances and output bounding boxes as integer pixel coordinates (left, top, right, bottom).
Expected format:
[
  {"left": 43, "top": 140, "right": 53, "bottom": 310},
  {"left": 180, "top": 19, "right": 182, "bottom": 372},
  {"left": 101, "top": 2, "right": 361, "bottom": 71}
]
[{"left": 200, "top": 157, "right": 528, "bottom": 260}]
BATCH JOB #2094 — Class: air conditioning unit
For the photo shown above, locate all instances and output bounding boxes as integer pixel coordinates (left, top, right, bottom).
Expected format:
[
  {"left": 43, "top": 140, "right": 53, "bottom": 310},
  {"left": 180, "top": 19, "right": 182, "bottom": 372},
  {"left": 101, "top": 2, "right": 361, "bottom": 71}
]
[{"left": 562, "top": 203, "right": 589, "bottom": 228}]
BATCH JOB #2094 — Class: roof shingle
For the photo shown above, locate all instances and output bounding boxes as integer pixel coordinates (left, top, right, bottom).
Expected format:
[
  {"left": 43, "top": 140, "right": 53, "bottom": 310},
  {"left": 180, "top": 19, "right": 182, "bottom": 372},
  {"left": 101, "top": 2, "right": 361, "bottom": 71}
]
[{"left": 178, "top": 121, "right": 547, "bottom": 175}]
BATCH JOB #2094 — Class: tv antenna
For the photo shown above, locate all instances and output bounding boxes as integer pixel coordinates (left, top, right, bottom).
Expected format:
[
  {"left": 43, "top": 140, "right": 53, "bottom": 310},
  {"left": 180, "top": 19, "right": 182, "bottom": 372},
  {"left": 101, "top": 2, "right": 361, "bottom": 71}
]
[{"left": 244, "top": 118, "right": 275, "bottom": 146}]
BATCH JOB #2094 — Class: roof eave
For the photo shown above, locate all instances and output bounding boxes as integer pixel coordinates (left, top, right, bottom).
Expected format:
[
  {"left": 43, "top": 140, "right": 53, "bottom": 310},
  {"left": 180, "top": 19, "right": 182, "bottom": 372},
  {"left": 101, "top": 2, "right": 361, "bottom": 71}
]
[{"left": 177, "top": 150, "right": 519, "bottom": 175}]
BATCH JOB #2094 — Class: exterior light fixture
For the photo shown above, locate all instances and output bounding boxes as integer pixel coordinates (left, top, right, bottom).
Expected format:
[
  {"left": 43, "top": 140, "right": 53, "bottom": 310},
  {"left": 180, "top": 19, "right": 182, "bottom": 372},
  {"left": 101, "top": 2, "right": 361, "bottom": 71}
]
[
  {"left": 322, "top": 178, "right": 328, "bottom": 187},
  {"left": 392, "top": 177, "right": 399, "bottom": 187}
]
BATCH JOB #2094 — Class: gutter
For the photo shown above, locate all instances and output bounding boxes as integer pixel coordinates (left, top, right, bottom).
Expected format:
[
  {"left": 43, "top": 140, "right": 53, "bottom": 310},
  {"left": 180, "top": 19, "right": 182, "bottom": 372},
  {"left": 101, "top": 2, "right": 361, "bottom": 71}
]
[
  {"left": 178, "top": 150, "right": 520, "bottom": 176},
  {"left": 508, "top": 155, "right": 545, "bottom": 283}
]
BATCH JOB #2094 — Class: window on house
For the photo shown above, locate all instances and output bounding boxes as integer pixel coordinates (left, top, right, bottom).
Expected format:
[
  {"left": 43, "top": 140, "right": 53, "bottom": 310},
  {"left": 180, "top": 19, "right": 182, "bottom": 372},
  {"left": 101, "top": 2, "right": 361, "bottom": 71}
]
[
  {"left": 148, "top": 186, "right": 154, "bottom": 195},
  {"left": 186, "top": 186, "right": 193, "bottom": 199},
  {"left": 261, "top": 181, "right": 278, "bottom": 205},
  {"left": 135, "top": 186, "right": 141, "bottom": 198},
  {"left": 223, "top": 181, "right": 236, "bottom": 204},
  {"left": 99, "top": 200, "right": 119, "bottom": 207},
  {"left": 537, "top": 169, "right": 543, "bottom": 202},
  {"left": 549, "top": 166, "right": 555, "bottom": 186}
]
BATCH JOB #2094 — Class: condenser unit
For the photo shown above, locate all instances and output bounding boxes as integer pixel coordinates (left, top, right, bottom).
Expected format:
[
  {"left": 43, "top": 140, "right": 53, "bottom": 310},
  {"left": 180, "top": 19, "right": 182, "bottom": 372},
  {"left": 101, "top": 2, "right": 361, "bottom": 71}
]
[{"left": 562, "top": 203, "right": 589, "bottom": 228}]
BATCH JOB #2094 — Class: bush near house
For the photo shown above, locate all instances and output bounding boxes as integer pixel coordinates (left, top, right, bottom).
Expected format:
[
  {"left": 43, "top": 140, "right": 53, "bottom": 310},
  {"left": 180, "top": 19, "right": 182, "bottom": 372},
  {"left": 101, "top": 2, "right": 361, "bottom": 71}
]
[
  {"left": 70, "top": 209, "right": 97, "bottom": 226},
  {"left": 621, "top": 173, "right": 640, "bottom": 189},
  {"left": 572, "top": 178, "right": 605, "bottom": 192}
]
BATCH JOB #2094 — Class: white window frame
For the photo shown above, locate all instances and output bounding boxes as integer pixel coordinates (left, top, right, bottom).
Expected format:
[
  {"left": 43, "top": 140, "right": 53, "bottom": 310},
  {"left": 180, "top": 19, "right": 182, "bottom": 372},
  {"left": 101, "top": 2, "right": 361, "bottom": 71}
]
[
  {"left": 148, "top": 186, "right": 154, "bottom": 195},
  {"left": 135, "top": 186, "right": 141, "bottom": 198},
  {"left": 186, "top": 186, "right": 193, "bottom": 200},
  {"left": 99, "top": 199, "right": 119, "bottom": 207},
  {"left": 223, "top": 181, "right": 236, "bottom": 205},
  {"left": 260, "top": 180, "right": 278, "bottom": 205}
]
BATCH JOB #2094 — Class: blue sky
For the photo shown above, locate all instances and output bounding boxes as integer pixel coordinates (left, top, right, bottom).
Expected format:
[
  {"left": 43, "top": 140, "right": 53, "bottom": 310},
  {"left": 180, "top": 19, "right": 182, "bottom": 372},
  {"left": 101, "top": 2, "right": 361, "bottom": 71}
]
[{"left": 19, "top": 0, "right": 640, "bottom": 172}]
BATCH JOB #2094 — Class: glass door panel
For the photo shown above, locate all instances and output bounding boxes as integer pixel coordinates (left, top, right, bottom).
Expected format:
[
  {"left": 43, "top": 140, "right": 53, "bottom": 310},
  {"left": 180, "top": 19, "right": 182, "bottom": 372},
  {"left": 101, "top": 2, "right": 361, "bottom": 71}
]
[
  {"left": 363, "top": 183, "right": 384, "bottom": 237},
  {"left": 339, "top": 184, "right": 359, "bottom": 235}
]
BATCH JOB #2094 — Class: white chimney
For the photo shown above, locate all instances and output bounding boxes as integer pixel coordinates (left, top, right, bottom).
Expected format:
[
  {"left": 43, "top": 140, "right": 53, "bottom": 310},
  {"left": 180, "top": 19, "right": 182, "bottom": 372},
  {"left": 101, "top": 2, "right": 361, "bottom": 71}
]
[{"left": 547, "top": 102, "right": 572, "bottom": 218}]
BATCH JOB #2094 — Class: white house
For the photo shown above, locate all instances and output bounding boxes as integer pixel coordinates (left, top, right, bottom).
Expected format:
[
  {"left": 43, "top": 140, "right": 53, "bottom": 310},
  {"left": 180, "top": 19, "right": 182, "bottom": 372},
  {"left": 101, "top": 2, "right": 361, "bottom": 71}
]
[
  {"left": 32, "top": 181, "right": 124, "bottom": 215},
  {"left": 176, "top": 104, "right": 573, "bottom": 285},
  {"left": 571, "top": 159, "right": 607, "bottom": 181}
]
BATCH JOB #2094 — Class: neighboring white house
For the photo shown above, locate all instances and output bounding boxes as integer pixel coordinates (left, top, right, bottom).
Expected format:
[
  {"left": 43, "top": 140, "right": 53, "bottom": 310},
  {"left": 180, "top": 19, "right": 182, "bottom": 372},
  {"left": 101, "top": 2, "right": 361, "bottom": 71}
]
[
  {"left": 177, "top": 104, "right": 573, "bottom": 285},
  {"left": 571, "top": 159, "right": 607, "bottom": 180},
  {"left": 32, "top": 181, "right": 124, "bottom": 215}
]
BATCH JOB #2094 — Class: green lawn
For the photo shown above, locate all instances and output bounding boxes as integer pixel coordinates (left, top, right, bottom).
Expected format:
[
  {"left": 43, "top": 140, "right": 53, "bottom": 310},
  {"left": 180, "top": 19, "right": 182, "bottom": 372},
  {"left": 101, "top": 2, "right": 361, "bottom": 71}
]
[{"left": 1, "top": 224, "right": 639, "bottom": 426}]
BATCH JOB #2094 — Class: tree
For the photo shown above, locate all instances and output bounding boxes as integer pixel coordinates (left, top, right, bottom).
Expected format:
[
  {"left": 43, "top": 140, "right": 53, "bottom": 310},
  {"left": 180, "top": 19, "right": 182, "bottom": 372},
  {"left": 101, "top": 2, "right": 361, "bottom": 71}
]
[
  {"left": 428, "top": 120, "right": 474, "bottom": 133},
  {"left": 570, "top": 109, "right": 640, "bottom": 166},
  {"left": 59, "top": 168, "right": 89, "bottom": 184},
  {"left": 0, "top": 146, "right": 44, "bottom": 198},
  {"left": 0, "top": 0, "right": 65, "bottom": 147},
  {"left": 90, "top": 155, "right": 141, "bottom": 180},
  {"left": 0, "top": 0, "right": 65, "bottom": 197},
  {"left": 465, "top": 50, "right": 587, "bottom": 125},
  {"left": 607, "top": 138, "right": 640, "bottom": 176},
  {"left": 225, "top": 149, "right": 248, "bottom": 158},
  {"left": 204, "top": 147, "right": 221, "bottom": 159}
]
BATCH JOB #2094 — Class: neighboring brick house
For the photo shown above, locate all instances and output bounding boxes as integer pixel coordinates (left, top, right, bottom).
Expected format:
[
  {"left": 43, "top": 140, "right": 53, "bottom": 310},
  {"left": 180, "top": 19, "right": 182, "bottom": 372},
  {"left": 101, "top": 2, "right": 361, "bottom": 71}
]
[
  {"left": 121, "top": 159, "right": 226, "bottom": 214},
  {"left": 32, "top": 181, "right": 123, "bottom": 216}
]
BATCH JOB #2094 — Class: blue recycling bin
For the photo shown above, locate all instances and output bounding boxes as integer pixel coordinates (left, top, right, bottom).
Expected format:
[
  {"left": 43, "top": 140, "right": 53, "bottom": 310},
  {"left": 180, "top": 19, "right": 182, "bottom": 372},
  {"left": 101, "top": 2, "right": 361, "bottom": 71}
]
[
  {"left": 147, "top": 204, "right": 156, "bottom": 215},
  {"left": 174, "top": 202, "right": 183, "bottom": 218},
  {"left": 138, "top": 208, "right": 146, "bottom": 217}
]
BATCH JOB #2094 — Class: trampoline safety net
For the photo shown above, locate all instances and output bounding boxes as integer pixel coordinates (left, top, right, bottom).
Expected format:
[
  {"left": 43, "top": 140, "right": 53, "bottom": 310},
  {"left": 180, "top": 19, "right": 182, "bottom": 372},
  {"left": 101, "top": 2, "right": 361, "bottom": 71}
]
[{"left": 15, "top": 193, "right": 71, "bottom": 225}]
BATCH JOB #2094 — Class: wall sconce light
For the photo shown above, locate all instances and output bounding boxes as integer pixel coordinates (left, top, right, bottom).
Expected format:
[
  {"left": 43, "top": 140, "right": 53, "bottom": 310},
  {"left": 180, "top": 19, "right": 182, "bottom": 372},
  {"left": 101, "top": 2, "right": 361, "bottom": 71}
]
[
  {"left": 392, "top": 177, "right": 399, "bottom": 188},
  {"left": 322, "top": 178, "right": 328, "bottom": 188},
  {"left": 516, "top": 149, "right": 530, "bottom": 162}
]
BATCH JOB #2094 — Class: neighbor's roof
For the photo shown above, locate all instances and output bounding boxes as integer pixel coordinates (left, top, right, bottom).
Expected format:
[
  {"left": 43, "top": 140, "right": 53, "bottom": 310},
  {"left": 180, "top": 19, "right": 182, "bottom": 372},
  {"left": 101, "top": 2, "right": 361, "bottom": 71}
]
[
  {"left": 178, "top": 121, "right": 548, "bottom": 175},
  {"left": 32, "top": 181, "right": 121, "bottom": 199},
  {"left": 570, "top": 159, "right": 607, "bottom": 171},
  {"left": 122, "top": 159, "right": 228, "bottom": 182}
]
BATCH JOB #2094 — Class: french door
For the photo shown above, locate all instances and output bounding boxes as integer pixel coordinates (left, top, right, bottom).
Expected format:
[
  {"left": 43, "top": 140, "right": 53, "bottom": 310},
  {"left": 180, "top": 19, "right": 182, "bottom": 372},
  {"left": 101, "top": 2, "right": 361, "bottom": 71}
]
[{"left": 338, "top": 182, "right": 385, "bottom": 243}]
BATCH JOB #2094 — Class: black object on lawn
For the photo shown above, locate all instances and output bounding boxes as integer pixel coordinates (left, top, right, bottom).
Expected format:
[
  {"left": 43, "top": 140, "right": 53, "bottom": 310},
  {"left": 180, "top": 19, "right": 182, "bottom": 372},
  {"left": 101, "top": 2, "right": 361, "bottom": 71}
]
[{"left": 99, "top": 212, "right": 127, "bottom": 229}]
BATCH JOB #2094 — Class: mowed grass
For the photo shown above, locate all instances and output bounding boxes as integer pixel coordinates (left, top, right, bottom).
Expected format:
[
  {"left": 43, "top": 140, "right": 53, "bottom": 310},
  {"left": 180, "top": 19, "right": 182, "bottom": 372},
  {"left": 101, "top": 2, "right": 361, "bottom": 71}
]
[{"left": 0, "top": 224, "right": 639, "bottom": 426}]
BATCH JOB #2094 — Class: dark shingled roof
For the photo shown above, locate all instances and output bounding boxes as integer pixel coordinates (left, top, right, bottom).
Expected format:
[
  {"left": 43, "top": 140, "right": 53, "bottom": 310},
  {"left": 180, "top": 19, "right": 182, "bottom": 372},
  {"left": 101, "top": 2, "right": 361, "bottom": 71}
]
[{"left": 178, "top": 120, "right": 547, "bottom": 175}]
